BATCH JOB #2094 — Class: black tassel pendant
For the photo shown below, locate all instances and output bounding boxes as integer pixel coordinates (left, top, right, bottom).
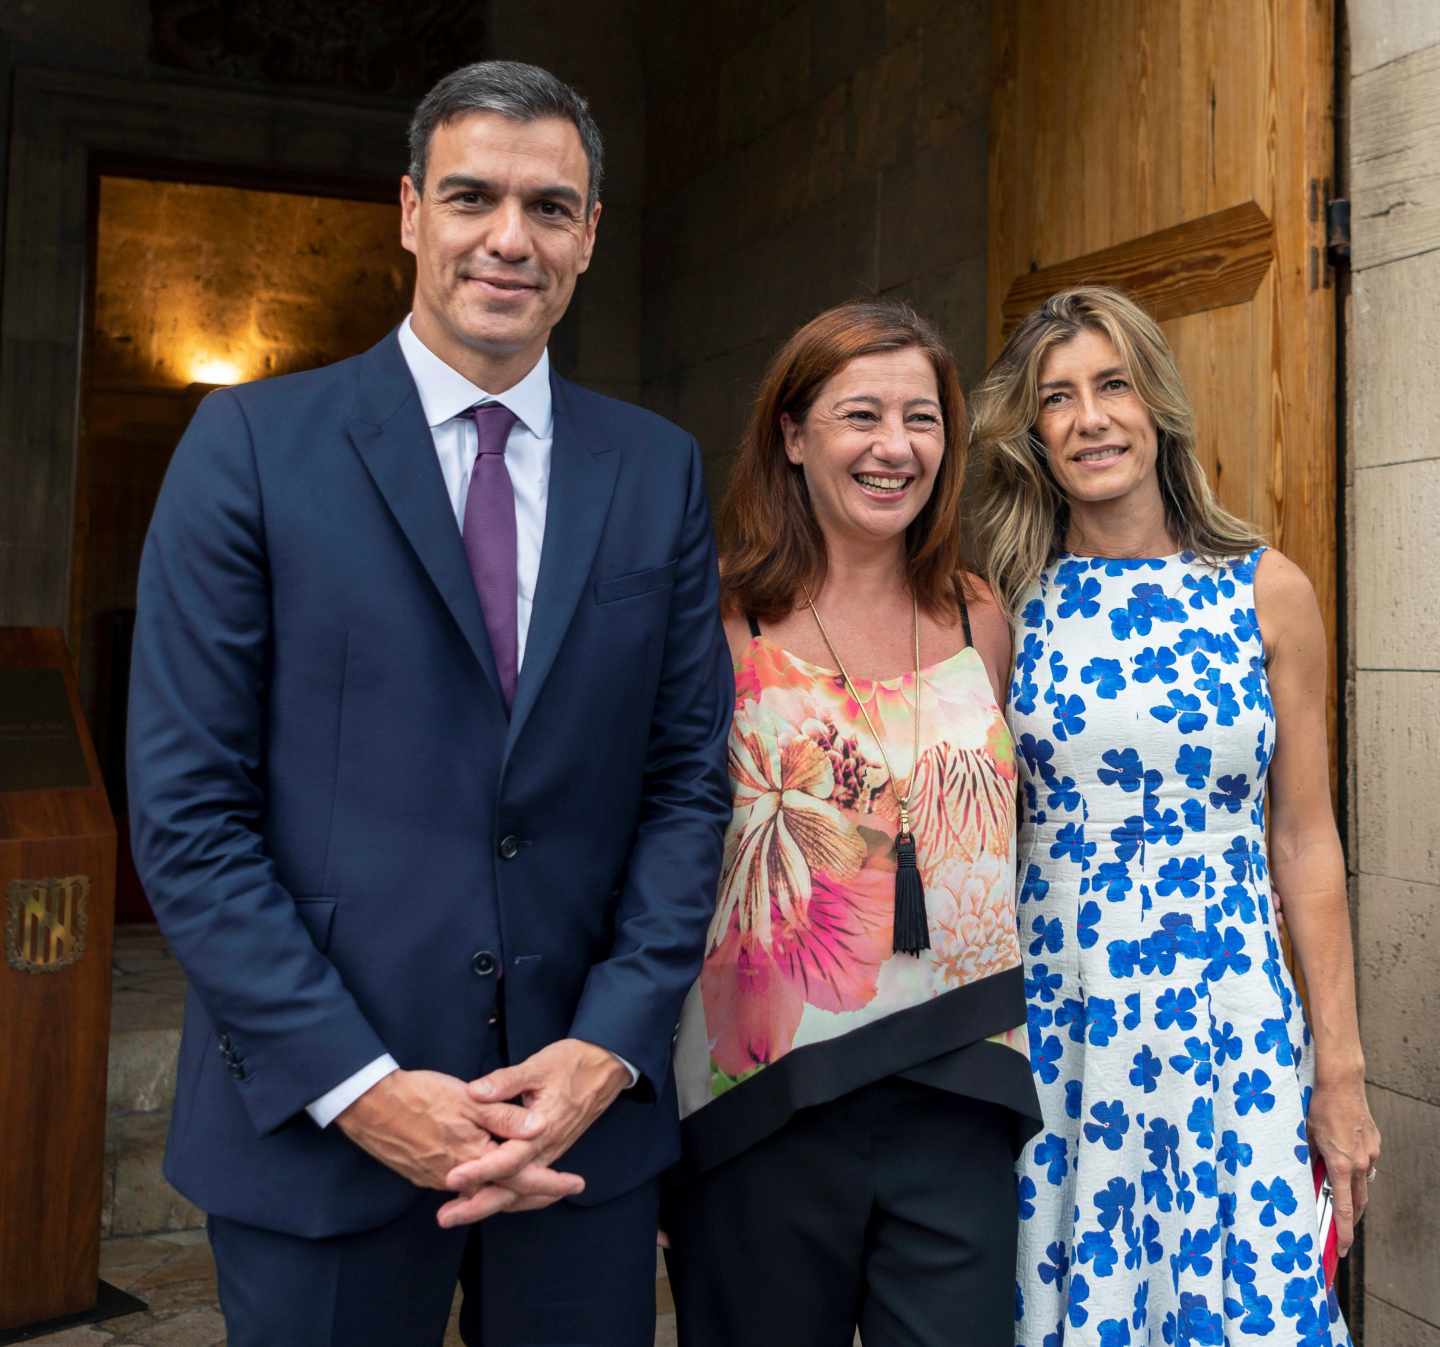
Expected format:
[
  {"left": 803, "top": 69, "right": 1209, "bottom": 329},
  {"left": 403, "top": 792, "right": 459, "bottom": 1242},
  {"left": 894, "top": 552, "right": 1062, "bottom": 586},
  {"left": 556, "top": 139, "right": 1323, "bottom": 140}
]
[{"left": 892, "top": 819, "right": 929, "bottom": 955}]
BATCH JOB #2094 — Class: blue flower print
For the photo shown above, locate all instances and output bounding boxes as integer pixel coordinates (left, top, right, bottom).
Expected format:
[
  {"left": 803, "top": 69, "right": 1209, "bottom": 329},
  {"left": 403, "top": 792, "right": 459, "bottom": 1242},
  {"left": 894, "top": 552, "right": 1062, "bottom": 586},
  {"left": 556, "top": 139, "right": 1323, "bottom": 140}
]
[
  {"left": 1186, "top": 1095, "right": 1215, "bottom": 1148},
  {"left": 1173, "top": 1226, "right": 1218, "bottom": 1277},
  {"left": 1217, "top": 1129, "right": 1254, "bottom": 1175},
  {"left": 1049, "top": 647, "right": 1070, "bottom": 685},
  {"left": 1123, "top": 993, "right": 1142, "bottom": 1030},
  {"left": 1017, "top": 733, "right": 1056, "bottom": 779},
  {"left": 1181, "top": 798, "right": 1206, "bottom": 832},
  {"left": 1196, "top": 666, "right": 1240, "bottom": 725},
  {"left": 1098, "top": 747, "right": 1144, "bottom": 791},
  {"left": 1099, "top": 1318, "right": 1131, "bottom": 1347},
  {"left": 1032, "top": 1030, "right": 1062, "bottom": 1084},
  {"left": 1052, "top": 692, "right": 1087, "bottom": 741},
  {"left": 1078, "top": 1229, "right": 1119, "bottom": 1277},
  {"left": 1035, "top": 1133, "right": 1069, "bottom": 1184},
  {"left": 1254, "top": 1018, "right": 1296, "bottom": 1066},
  {"left": 1038, "top": 1239, "right": 1070, "bottom": 1285},
  {"left": 1059, "top": 575, "right": 1102, "bottom": 619},
  {"left": 1021, "top": 596, "right": 1044, "bottom": 628},
  {"left": 1068, "top": 1274, "right": 1091, "bottom": 1327},
  {"left": 1014, "top": 1281, "right": 1023, "bottom": 1324},
  {"left": 1176, "top": 743, "right": 1211, "bottom": 788},
  {"left": 1143, "top": 1116, "right": 1179, "bottom": 1172},
  {"left": 1223, "top": 1232, "right": 1259, "bottom": 1286},
  {"left": 1134, "top": 645, "right": 1180, "bottom": 684},
  {"left": 1130, "top": 1045, "right": 1162, "bottom": 1093},
  {"left": 1142, "top": 1214, "right": 1163, "bottom": 1265},
  {"left": 1183, "top": 573, "right": 1221, "bottom": 609},
  {"left": 1056, "top": 996, "right": 1086, "bottom": 1044},
  {"left": 1211, "top": 1018, "right": 1243, "bottom": 1065},
  {"left": 1094, "top": 1176, "right": 1136, "bottom": 1231},
  {"left": 1151, "top": 690, "right": 1208, "bottom": 733},
  {"left": 1132, "top": 1281, "right": 1149, "bottom": 1330},
  {"left": 1017, "top": 1173, "right": 1037, "bottom": 1220},
  {"left": 1251, "top": 1176, "right": 1298, "bottom": 1228},
  {"left": 1281, "top": 1274, "right": 1319, "bottom": 1321},
  {"left": 1205, "top": 926, "right": 1252, "bottom": 980},
  {"left": 1019, "top": 864, "right": 1050, "bottom": 906},
  {"left": 1077, "top": 901, "right": 1102, "bottom": 950},
  {"left": 1241, "top": 656, "right": 1271, "bottom": 713},
  {"left": 1086, "top": 995, "right": 1118, "bottom": 1046},
  {"left": 1156, "top": 856, "right": 1204, "bottom": 898},
  {"left": 1012, "top": 670, "right": 1039, "bottom": 715},
  {"left": 1026, "top": 962, "right": 1063, "bottom": 1004},
  {"left": 1272, "top": 1230, "right": 1313, "bottom": 1273},
  {"left": 1129, "top": 583, "right": 1187, "bottom": 628},
  {"left": 1029, "top": 915, "right": 1064, "bottom": 955},
  {"left": 1065, "top": 1078, "right": 1083, "bottom": 1119},
  {"left": 1168, "top": 1036, "right": 1212, "bottom": 1085},
  {"left": 1083, "top": 657, "right": 1127, "bottom": 699},
  {"left": 1108, "top": 605, "right": 1138, "bottom": 640},
  {"left": 1222, "top": 882, "right": 1257, "bottom": 923},
  {"left": 1234, "top": 1069, "right": 1276, "bottom": 1116},
  {"left": 1084, "top": 1100, "right": 1130, "bottom": 1151},
  {"left": 1050, "top": 823, "right": 1096, "bottom": 866},
  {"left": 1016, "top": 632, "right": 1044, "bottom": 674},
  {"left": 1047, "top": 775, "right": 1082, "bottom": 812},
  {"left": 1094, "top": 861, "right": 1132, "bottom": 903},
  {"left": 1232, "top": 606, "right": 1260, "bottom": 643},
  {"left": 1231, "top": 549, "right": 1261, "bottom": 584},
  {"left": 1224, "top": 1281, "right": 1276, "bottom": 1336},
  {"left": 1174, "top": 1292, "right": 1224, "bottom": 1347}
]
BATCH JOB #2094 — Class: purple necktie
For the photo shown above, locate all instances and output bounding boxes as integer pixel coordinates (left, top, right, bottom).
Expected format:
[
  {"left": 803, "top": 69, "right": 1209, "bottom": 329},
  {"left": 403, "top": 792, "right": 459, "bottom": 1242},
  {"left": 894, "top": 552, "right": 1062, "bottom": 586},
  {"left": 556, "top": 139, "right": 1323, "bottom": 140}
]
[{"left": 462, "top": 402, "right": 520, "bottom": 709}]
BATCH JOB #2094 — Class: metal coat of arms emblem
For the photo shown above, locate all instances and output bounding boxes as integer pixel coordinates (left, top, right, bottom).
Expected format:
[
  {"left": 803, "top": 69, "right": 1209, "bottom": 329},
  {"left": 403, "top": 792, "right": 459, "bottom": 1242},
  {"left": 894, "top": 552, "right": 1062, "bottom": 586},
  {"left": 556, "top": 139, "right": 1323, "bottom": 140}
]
[{"left": 5, "top": 876, "right": 89, "bottom": 973}]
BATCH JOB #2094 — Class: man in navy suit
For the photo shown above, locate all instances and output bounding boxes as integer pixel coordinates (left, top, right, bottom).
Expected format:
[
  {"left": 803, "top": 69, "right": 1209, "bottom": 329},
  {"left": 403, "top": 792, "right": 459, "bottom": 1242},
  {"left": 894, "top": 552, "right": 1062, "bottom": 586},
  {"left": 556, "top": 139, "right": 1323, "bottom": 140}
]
[{"left": 127, "top": 60, "right": 732, "bottom": 1346}]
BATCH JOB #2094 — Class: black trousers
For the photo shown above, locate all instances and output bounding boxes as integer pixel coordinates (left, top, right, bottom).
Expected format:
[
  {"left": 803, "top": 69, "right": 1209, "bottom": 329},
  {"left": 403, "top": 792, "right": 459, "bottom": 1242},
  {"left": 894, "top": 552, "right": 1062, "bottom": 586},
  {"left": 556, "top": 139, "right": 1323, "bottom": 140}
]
[
  {"left": 209, "top": 1178, "right": 659, "bottom": 1347},
  {"left": 664, "top": 1078, "right": 1018, "bottom": 1347}
]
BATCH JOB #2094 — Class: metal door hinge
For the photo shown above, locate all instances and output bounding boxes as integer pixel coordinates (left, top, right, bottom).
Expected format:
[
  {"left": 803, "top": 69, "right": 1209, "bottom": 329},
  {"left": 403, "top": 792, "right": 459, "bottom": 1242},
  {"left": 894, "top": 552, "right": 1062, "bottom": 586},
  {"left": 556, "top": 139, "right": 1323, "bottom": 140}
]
[{"left": 1326, "top": 197, "right": 1351, "bottom": 264}]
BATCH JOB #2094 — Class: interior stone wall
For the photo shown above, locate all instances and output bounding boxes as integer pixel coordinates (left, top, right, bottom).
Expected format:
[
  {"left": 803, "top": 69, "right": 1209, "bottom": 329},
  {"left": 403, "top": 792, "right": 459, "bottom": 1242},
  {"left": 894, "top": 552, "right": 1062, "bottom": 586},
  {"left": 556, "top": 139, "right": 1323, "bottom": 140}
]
[
  {"left": 636, "top": 0, "right": 992, "bottom": 492},
  {"left": 1346, "top": 3, "right": 1440, "bottom": 1344}
]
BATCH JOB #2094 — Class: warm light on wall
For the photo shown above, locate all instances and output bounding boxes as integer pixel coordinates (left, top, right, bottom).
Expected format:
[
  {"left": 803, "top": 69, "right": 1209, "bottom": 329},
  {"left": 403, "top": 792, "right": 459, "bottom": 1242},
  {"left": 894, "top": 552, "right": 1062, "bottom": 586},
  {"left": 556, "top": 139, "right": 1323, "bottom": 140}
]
[{"left": 189, "top": 357, "right": 243, "bottom": 385}]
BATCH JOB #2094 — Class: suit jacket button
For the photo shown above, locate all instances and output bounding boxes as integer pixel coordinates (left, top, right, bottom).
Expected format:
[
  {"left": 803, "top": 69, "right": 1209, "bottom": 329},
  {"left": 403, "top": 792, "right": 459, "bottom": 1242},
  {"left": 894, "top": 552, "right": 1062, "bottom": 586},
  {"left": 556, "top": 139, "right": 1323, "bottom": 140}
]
[
  {"left": 498, "top": 835, "right": 520, "bottom": 860},
  {"left": 471, "top": 950, "right": 498, "bottom": 977}
]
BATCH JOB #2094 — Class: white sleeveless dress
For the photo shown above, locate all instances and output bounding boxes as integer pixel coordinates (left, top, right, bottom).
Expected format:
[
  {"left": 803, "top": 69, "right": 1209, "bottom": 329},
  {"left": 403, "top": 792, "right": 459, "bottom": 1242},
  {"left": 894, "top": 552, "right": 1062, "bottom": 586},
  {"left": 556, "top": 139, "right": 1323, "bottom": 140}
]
[{"left": 1010, "top": 549, "right": 1347, "bottom": 1347}]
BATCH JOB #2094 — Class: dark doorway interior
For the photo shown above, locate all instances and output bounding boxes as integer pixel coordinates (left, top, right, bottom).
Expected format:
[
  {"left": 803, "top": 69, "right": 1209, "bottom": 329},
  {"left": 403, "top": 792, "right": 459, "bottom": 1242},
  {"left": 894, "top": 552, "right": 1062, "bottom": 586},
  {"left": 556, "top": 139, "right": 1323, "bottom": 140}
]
[{"left": 75, "top": 171, "right": 415, "bottom": 920}]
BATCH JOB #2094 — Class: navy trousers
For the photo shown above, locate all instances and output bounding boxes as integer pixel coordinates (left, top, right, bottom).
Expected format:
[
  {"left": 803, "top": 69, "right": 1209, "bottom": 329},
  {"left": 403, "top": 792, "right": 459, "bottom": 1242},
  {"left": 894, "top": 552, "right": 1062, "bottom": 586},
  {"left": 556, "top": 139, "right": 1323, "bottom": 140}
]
[
  {"left": 664, "top": 1078, "right": 1020, "bottom": 1347},
  {"left": 210, "top": 1179, "right": 660, "bottom": 1346}
]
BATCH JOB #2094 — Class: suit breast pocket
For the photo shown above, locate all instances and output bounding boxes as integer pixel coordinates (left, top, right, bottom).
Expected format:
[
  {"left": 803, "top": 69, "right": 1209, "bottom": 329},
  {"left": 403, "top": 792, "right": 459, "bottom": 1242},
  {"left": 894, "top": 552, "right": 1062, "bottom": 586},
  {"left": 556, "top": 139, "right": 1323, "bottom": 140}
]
[{"left": 593, "top": 559, "right": 678, "bottom": 605}]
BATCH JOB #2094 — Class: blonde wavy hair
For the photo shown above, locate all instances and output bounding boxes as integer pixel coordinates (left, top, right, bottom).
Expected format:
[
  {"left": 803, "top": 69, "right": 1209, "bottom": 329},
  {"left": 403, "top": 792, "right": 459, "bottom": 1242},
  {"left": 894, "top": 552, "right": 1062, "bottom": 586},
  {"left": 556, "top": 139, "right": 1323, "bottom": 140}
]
[{"left": 966, "top": 286, "right": 1264, "bottom": 615}]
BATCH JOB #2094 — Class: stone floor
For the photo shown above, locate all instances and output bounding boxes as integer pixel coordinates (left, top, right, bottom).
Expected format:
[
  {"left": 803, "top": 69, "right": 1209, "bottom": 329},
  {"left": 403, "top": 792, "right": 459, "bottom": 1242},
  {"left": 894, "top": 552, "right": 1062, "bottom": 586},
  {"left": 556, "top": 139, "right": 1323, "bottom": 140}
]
[{"left": 22, "top": 1231, "right": 679, "bottom": 1346}]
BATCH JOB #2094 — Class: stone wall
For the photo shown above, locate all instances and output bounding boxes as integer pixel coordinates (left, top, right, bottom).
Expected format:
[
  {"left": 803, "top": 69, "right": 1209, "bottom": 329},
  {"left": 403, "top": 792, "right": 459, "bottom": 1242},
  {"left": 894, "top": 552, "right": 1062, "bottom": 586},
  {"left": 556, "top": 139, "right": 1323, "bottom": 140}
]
[
  {"left": 1347, "top": 3, "right": 1440, "bottom": 1344},
  {"left": 637, "top": 0, "right": 991, "bottom": 492}
]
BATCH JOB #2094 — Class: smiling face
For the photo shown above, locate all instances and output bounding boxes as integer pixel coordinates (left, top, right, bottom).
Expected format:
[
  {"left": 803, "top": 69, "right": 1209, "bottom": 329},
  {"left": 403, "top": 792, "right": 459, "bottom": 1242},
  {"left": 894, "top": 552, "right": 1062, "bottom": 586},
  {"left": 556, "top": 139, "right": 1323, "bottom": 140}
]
[
  {"left": 400, "top": 110, "right": 599, "bottom": 388},
  {"left": 781, "top": 347, "right": 945, "bottom": 554},
  {"left": 1033, "top": 327, "right": 1162, "bottom": 512}
]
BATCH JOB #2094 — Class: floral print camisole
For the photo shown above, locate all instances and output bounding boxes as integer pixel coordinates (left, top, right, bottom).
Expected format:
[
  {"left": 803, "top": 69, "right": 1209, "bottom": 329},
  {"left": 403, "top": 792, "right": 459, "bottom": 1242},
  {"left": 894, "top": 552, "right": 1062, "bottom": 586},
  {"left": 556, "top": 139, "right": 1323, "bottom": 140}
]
[{"left": 673, "top": 618, "right": 1041, "bottom": 1173}]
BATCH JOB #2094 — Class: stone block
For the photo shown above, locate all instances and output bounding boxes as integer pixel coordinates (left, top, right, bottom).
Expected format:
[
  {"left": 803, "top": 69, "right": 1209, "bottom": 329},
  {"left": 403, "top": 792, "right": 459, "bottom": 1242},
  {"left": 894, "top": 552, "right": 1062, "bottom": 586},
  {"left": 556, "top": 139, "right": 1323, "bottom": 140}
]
[
  {"left": 917, "top": 0, "right": 992, "bottom": 144},
  {"left": 104, "top": 1111, "right": 203, "bottom": 1238},
  {"left": 1358, "top": 873, "right": 1440, "bottom": 1104},
  {"left": 810, "top": 0, "right": 889, "bottom": 98},
  {"left": 877, "top": 118, "right": 987, "bottom": 292},
  {"left": 1351, "top": 253, "right": 1440, "bottom": 468},
  {"left": 850, "top": 39, "right": 923, "bottom": 175},
  {"left": 1354, "top": 460, "right": 1440, "bottom": 667},
  {"left": 882, "top": 253, "right": 988, "bottom": 390},
  {"left": 1364, "top": 1295, "right": 1440, "bottom": 1347},
  {"left": 1364, "top": 1087, "right": 1440, "bottom": 1328},
  {"left": 1355, "top": 671, "right": 1440, "bottom": 886},
  {"left": 716, "top": 4, "right": 812, "bottom": 152},
  {"left": 1349, "top": 0, "right": 1440, "bottom": 76}
]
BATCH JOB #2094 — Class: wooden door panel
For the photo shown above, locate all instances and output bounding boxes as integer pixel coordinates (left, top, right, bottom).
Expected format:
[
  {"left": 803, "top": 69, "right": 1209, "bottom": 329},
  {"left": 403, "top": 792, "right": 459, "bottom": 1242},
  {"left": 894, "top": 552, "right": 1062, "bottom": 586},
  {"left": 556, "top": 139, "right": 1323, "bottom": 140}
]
[{"left": 988, "top": 0, "right": 1336, "bottom": 783}]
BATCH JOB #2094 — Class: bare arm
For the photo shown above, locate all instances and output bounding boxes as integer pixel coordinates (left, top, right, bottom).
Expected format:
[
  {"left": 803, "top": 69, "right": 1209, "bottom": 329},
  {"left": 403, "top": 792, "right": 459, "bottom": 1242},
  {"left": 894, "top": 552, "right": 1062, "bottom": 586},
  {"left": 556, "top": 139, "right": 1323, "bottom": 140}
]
[{"left": 1256, "top": 549, "right": 1380, "bottom": 1256}]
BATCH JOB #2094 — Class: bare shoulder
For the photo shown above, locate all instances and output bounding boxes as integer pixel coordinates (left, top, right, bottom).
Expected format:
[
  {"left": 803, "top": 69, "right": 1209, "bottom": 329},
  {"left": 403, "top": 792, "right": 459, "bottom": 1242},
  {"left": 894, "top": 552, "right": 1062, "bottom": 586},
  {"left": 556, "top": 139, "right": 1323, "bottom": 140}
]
[
  {"left": 722, "top": 608, "right": 755, "bottom": 663},
  {"left": 960, "top": 572, "right": 1012, "bottom": 703},
  {"left": 1252, "top": 548, "right": 1323, "bottom": 666}
]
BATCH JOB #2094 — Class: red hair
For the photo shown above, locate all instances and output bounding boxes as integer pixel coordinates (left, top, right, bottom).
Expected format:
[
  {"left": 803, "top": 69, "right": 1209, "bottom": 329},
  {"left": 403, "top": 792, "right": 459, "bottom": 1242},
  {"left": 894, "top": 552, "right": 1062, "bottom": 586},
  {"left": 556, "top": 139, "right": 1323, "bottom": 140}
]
[{"left": 718, "top": 298, "right": 970, "bottom": 622}]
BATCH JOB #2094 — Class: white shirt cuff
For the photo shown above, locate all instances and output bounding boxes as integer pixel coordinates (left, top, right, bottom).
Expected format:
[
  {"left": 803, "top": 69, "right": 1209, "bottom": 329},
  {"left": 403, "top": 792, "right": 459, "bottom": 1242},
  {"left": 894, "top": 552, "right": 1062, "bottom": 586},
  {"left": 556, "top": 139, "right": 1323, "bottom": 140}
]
[
  {"left": 306, "top": 1054, "right": 400, "bottom": 1128},
  {"left": 612, "top": 1052, "right": 639, "bottom": 1088}
]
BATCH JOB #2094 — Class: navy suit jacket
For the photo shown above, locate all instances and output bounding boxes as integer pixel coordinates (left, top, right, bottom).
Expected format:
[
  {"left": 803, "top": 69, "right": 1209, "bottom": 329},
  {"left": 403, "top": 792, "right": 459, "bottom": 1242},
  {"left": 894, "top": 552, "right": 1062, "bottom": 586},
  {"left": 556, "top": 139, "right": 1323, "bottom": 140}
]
[{"left": 126, "top": 329, "right": 733, "bottom": 1239}]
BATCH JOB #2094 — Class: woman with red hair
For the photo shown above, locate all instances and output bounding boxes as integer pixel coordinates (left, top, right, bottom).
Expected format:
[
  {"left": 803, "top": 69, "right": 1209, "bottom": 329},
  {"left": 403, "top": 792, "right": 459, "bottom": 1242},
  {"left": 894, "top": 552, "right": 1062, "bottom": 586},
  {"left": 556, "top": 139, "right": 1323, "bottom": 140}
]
[{"left": 665, "top": 300, "right": 1040, "bottom": 1347}]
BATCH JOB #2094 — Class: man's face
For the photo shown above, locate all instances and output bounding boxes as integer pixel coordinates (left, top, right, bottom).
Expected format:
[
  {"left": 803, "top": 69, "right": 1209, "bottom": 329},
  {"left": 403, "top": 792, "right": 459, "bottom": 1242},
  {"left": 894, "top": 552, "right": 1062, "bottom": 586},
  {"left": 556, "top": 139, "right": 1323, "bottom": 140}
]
[{"left": 401, "top": 111, "right": 599, "bottom": 384}]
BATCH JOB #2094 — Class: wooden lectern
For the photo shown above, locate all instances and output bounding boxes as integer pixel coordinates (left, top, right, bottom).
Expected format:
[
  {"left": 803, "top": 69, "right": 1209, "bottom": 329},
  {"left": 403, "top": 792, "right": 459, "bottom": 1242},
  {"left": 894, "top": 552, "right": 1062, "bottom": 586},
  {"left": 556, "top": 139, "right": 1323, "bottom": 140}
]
[{"left": 0, "top": 629, "right": 117, "bottom": 1332}]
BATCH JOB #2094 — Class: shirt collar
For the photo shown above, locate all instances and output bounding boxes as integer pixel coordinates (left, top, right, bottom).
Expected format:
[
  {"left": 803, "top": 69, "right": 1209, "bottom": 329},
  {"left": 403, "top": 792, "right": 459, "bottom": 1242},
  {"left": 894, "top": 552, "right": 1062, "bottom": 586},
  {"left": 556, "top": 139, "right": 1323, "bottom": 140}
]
[{"left": 398, "top": 314, "right": 552, "bottom": 439}]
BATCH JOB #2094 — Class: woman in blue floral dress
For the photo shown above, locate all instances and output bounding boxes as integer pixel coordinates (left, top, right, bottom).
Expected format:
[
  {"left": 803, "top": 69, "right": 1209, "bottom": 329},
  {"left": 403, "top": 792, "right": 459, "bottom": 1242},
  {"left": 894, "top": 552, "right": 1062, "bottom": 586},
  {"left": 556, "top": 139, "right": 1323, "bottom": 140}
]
[{"left": 966, "top": 288, "right": 1380, "bottom": 1347}]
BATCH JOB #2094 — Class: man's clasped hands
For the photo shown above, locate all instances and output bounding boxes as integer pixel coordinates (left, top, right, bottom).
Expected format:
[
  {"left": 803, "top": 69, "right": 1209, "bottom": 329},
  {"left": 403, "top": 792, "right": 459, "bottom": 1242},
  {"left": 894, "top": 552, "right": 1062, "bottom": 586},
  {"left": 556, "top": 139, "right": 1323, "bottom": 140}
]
[{"left": 333, "top": 1038, "right": 632, "bottom": 1227}]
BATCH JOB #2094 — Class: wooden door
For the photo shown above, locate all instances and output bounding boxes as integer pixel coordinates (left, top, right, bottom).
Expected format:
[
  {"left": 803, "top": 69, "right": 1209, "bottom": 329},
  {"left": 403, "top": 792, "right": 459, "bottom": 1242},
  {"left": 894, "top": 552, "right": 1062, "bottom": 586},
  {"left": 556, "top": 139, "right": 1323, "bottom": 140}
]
[{"left": 987, "top": 0, "right": 1338, "bottom": 772}]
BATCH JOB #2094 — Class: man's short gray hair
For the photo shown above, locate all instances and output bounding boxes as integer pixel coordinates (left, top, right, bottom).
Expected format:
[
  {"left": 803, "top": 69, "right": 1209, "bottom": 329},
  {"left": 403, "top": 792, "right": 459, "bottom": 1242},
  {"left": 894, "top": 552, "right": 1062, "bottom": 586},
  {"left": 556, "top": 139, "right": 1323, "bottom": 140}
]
[{"left": 408, "top": 61, "right": 605, "bottom": 213}]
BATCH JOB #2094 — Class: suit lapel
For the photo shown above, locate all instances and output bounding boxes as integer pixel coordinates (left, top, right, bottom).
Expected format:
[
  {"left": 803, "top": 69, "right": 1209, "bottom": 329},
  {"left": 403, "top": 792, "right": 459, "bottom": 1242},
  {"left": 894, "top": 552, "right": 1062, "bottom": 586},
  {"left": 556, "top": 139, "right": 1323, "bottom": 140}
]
[
  {"left": 506, "top": 373, "right": 619, "bottom": 752},
  {"left": 345, "top": 332, "right": 503, "bottom": 702}
]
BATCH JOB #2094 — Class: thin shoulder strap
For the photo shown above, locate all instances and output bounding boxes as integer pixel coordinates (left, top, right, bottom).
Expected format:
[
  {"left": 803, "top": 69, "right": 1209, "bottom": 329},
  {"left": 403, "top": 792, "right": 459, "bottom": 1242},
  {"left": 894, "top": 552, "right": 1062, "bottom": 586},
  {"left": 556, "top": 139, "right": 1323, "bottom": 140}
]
[
  {"left": 959, "top": 592, "right": 973, "bottom": 649},
  {"left": 746, "top": 612, "right": 761, "bottom": 638}
]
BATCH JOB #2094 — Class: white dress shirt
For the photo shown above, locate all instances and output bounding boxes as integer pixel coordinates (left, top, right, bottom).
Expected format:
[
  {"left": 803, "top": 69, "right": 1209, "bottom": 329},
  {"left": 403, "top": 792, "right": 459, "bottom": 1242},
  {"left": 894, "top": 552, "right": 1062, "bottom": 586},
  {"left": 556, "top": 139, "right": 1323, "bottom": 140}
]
[{"left": 307, "top": 318, "right": 631, "bottom": 1129}]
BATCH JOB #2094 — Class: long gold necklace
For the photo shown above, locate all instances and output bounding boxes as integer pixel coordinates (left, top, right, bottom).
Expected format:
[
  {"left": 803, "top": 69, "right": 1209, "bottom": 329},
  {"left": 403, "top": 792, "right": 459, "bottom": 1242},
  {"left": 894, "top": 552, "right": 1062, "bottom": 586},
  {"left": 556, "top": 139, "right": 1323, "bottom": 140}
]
[{"left": 804, "top": 586, "right": 930, "bottom": 955}]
